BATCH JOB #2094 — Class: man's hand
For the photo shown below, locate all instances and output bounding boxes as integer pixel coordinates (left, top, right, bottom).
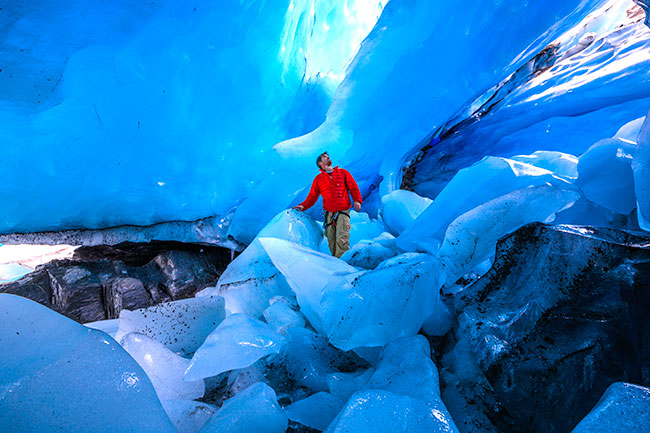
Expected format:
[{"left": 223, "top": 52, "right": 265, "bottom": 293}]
[
  {"left": 292, "top": 205, "right": 304, "bottom": 212},
  {"left": 354, "top": 201, "right": 361, "bottom": 212}
]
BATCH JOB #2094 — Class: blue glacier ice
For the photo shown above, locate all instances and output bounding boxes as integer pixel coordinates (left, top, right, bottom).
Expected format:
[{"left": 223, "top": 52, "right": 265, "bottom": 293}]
[
  {"left": 410, "top": 2, "right": 650, "bottom": 201},
  {"left": 84, "top": 318, "right": 120, "bottom": 338},
  {"left": 161, "top": 400, "right": 216, "bottom": 433},
  {"left": 197, "top": 210, "right": 323, "bottom": 317},
  {"left": 327, "top": 369, "right": 375, "bottom": 401},
  {"left": 0, "top": 262, "right": 31, "bottom": 283},
  {"left": 0, "top": 294, "right": 176, "bottom": 433},
  {"left": 262, "top": 296, "right": 306, "bottom": 335},
  {"left": 0, "top": 0, "right": 384, "bottom": 239},
  {"left": 197, "top": 382, "right": 288, "bottom": 433},
  {"left": 281, "top": 327, "right": 347, "bottom": 393},
  {"left": 325, "top": 336, "right": 459, "bottom": 433},
  {"left": 115, "top": 295, "right": 226, "bottom": 356},
  {"left": 120, "top": 332, "right": 205, "bottom": 401},
  {"left": 285, "top": 392, "right": 346, "bottom": 431},
  {"left": 570, "top": 382, "right": 650, "bottom": 433},
  {"left": 0, "top": 0, "right": 616, "bottom": 248},
  {"left": 440, "top": 184, "right": 580, "bottom": 282},
  {"left": 633, "top": 110, "right": 650, "bottom": 230},
  {"left": 510, "top": 151, "right": 578, "bottom": 179},
  {"left": 258, "top": 237, "right": 358, "bottom": 333},
  {"left": 184, "top": 314, "right": 286, "bottom": 381},
  {"left": 399, "top": 156, "right": 576, "bottom": 254},
  {"left": 261, "top": 237, "right": 446, "bottom": 350},
  {"left": 380, "top": 190, "right": 432, "bottom": 236},
  {"left": 320, "top": 253, "right": 445, "bottom": 350},
  {"left": 576, "top": 138, "right": 636, "bottom": 214},
  {"left": 340, "top": 234, "right": 398, "bottom": 270}
]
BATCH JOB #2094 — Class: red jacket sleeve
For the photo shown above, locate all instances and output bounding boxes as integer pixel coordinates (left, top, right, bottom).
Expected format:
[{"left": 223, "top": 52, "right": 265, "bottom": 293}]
[
  {"left": 299, "top": 175, "right": 321, "bottom": 210},
  {"left": 344, "top": 170, "right": 363, "bottom": 203}
]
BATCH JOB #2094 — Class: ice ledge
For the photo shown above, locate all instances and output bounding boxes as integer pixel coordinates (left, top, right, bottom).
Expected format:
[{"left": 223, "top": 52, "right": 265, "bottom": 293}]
[{"left": 0, "top": 212, "right": 242, "bottom": 251}]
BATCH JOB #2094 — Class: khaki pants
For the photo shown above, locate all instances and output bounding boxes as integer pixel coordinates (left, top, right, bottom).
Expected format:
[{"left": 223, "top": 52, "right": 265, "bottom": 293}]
[{"left": 325, "top": 211, "right": 351, "bottom": 258}]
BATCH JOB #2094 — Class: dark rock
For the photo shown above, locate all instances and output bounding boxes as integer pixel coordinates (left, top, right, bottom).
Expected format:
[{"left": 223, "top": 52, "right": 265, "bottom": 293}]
[
  {"left": 0, "top": 242, "right": 231, "bottom": 323},
  {"left": 446, "top": 223, "right": 650, "bottom": 433}
]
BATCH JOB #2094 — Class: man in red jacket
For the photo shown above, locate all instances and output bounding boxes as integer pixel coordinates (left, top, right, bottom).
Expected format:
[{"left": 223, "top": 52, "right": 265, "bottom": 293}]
[{"left": 293, "top": 152, "right": 363, "bottom": 258}]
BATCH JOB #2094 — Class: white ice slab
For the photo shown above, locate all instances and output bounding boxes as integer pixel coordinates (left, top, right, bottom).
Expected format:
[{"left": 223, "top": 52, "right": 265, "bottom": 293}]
[
  {"left": 439, "top": 184, "right": 579, "bottom": 282},
  {"left": 198, "top": 382, "right": 288, "bottom": 433},
  {"left": 398, "top": 156, "right": 574, "bottom": 254},
  {"left": 115, "top": 295, "right": 226, "bottom": 356},
  {"left": 120, "top": 332, "right": 205, "bottom": 401},
  {"left": 184, "top": 314, "right": 286, "bottom": 381}
]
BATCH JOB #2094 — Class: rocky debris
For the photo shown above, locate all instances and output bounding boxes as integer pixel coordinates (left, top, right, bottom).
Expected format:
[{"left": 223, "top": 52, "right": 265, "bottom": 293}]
[
  {"left": 0, "top": 241, "right": 231, "bottom": 323},
  {"left": 444, "top": 222, "right": 650, "bottom": 433}
]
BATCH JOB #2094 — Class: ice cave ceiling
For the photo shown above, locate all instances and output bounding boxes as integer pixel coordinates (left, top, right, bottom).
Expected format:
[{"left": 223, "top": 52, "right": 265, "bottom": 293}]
[{"left": 1, "top": 0, "right": 649, "bottom": 247}]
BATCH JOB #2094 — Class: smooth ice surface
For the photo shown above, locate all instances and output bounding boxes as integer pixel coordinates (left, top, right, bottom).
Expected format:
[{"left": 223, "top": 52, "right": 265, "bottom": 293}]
[
  {"left": 258, "top": 237, "right": 358, "bottom": 333},
  {"left": 197, "top": 210, "right": 323, "bottom": 317},
  {"left": 571, "top": 382, "right": 650, "bottom": 433},
  {"left": 321, "top": 253, "right": 446, "bottom": 350},
  {"left": 410, "top": 3, "right": 650, "bottom": 202},
  {"left": 120, "top": 332, "right": 205, "bottom": 401},
  {"left": 510, "top": 151, "right": 579, "bottom": 179},
  {"left": 439, "top": 184, "right": 580, "bottom": 281},
  {"left": 348, "top": 212, "right": 387, "bottom": 250},
  {"left": 286, "top": 392, "right": 345, "bottom": 431},
  {"left": 0, "top": 294, "right": 176, "bottom": 433},
  {"left": 576, "top": 138, "right": 636, "bottom": 214},
  {"left": 0, "top": 1, "right": 384, "bottom": 237},
  {"left": 236, "top": 0, "right": 608, "bottom": 242},
  {"left": 262, "top": 237, "right": 445, "bottom": 350},
  {"left": 84, "top": 318, "right": 120, "bottom": 338},
  {"left": 340, "top": 237, "right": 398, "bottom": 269},
  {"left": 184, "top": 314, "right": 286, "bottom": 381},
  {"left": 380, "top": 190, "right": 432, "bottom": 236},
  {"left": 263, "top": 297, "right": 306, "bottom": 335},
  {"left": 633, "top": 110, "right": 650, "bottom": 231},
  {"left": 0, "top": 0, "right": 609, "bottom": 245},
  {"left": 327, "top": 369, "right": 375, "bottom": 401},
  {"left": 399, "top": 157, "right": 574, "bottom": 254},
  {"left": 326, "top": 336, "right": 459, "bottom": 433},
  {"left": 615, "top": 117, "right": 645, "bottom": 143},
  {"left": 115, "top": 295, "right": 226, "bottom": 356},
  {"left": 161, "top": 400, "right": 216, "bottom": 433},
  {"left": 198, "top": 382, "right": 288, "bottom": 433}
]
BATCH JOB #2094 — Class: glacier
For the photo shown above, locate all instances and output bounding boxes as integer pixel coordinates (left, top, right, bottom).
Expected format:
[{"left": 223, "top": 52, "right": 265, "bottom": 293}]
[{"left": 3, "top": 0, "right": 650, "bottom": 432}]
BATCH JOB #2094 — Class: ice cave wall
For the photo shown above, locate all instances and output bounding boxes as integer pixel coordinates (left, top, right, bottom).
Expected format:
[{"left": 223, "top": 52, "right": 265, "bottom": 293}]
[{"left": 2, "top": 0, "right": 645, "bottom": 248}]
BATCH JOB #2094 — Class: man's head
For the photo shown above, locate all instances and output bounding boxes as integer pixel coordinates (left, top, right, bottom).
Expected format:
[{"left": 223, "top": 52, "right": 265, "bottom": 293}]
[{"left": 316, "top": 152, "right": 332, "bottom": 170}]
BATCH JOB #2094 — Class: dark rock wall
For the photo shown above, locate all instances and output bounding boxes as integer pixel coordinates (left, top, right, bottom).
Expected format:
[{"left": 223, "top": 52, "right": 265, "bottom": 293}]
[
  {"left": 449, "top": 223, "right": 650, "bottom": 433},
  {"left": 0, "top": 242, "right": 231, "bottom": 323}
]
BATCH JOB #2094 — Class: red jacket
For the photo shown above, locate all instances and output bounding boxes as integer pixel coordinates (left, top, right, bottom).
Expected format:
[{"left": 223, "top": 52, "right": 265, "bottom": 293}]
[{"left": 300, "top": 166, "right": 363, "bottom": 212}]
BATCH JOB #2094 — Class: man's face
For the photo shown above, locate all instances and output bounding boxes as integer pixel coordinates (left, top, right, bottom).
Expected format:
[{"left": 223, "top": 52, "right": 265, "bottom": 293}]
[{"left": 319, "top": 153, "right": 332, "bottom": 169}]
